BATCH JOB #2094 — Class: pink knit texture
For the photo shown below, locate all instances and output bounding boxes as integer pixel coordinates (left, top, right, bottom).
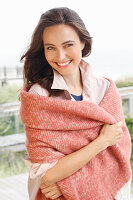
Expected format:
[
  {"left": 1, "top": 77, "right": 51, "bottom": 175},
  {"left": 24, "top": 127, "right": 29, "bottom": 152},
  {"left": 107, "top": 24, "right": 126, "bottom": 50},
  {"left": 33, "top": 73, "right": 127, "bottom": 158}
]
[{"left": 20, "top": 78, "right": 132, "bottom": 200}]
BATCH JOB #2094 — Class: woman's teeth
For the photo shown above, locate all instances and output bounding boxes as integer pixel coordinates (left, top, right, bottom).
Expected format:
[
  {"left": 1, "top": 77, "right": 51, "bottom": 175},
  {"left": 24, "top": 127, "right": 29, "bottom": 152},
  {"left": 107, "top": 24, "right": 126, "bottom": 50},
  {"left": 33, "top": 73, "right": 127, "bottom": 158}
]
[{"left": 57, "top": 60, "right": 71, "bottom": 66}]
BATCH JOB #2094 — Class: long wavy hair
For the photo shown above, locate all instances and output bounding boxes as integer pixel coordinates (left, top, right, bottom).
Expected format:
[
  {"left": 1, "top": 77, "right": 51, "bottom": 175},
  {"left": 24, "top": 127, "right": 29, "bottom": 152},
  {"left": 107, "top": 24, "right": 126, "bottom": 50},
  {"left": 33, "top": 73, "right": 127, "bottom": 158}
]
[{"left": 20, "top": 7, "right": 92, "bottom": 96}]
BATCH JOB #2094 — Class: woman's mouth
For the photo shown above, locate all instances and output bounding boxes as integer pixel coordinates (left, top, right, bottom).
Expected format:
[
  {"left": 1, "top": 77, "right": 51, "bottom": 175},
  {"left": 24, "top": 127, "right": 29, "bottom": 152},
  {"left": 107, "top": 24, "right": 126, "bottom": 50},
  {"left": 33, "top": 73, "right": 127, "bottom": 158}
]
[{"left": 55, "top": 60, "right": 72, "bottom": 68}]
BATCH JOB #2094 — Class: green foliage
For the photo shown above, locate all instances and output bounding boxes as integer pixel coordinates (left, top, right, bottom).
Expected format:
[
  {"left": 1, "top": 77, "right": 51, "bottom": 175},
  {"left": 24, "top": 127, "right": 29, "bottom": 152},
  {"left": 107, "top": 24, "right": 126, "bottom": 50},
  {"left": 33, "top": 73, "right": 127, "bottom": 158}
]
[
  {"left": 0, "top": 150, "right": 29, "bottom": 178},
  {"left": 0, "top": 84, "right": 24, "bottom": 136},
  {"left": 0, "top": 84, "right": 21, "bottom": 104},
  {"left": 115, "top": 76, "right": 133, "bottom": 88},
  {"left": 0, "top": 115, "right": 24, "bottom": 136}
]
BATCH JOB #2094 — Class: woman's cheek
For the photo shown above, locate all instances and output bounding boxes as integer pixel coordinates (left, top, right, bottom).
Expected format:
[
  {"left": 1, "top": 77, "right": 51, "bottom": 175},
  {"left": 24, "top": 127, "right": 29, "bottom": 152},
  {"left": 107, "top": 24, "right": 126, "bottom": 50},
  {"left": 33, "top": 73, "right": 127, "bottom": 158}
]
[
  {"left": 45, "top": 52, "right": 53, "bottom": 62},
  {"left": 68, "top": 48, "right": 78, "bottom": 57}
]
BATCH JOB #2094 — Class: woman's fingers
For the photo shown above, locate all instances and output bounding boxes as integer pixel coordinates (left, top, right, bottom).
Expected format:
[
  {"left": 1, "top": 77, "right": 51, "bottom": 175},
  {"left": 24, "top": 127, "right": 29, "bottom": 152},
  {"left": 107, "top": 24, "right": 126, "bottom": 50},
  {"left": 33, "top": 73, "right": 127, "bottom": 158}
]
[
  {"left": 99, "top": 121, "right": 124, "bottom": 147},
  {"left": 41, "top": 190, "right": 62, "bottom": 199},
  {"left": 41, "top": 185, "right": 54, "bottom": 193},
  {"left": 40, "top": 182, "right": 63, "bottom": 199},
  {"left": 50, "top": 193, "right": 63, "bottom": 199},
  {"left": 44, "top": 191, "right": 56, "bottom": 198},
  {"left": 41, "top": 186, "right": 57, "bottom": 195}
]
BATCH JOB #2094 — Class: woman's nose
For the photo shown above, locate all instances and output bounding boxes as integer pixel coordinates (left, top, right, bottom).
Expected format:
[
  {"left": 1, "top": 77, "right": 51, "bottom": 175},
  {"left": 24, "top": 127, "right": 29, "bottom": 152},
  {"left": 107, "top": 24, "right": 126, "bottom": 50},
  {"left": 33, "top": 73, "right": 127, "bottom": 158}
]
[{"left": 56, "top": 49, "right": 66, "bottom": 60}]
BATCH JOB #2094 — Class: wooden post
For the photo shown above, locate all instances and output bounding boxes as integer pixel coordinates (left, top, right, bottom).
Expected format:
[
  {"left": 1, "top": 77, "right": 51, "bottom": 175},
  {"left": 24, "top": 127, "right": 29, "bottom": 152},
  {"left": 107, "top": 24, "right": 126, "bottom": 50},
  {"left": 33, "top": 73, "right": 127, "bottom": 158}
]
[
  {"left": 15, "top": 113, "right": 19, "bottom": 134},
  {"left": 129, "top": 96, "right": 133, "bottom": 117},
  {"left": 16, "top": 65, "right": 19, "bottom": 77},
  {"left": 2, "top": 66, "right": 7, "bottom": 86}
]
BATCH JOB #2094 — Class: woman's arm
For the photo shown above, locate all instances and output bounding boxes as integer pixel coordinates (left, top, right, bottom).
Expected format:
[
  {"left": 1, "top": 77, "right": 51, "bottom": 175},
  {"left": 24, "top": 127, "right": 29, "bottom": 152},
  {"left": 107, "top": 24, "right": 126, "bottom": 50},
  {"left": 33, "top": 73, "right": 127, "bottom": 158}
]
[{"left": 41, "top": 122, "right": 123, "bottom": 186}]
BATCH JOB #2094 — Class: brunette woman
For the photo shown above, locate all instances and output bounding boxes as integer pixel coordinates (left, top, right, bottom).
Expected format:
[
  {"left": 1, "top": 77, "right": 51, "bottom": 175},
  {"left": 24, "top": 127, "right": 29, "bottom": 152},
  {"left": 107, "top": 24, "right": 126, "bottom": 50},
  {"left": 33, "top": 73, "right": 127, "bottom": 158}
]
[{"left": 20, "top": 7, "right": 132, "bottom": 200}]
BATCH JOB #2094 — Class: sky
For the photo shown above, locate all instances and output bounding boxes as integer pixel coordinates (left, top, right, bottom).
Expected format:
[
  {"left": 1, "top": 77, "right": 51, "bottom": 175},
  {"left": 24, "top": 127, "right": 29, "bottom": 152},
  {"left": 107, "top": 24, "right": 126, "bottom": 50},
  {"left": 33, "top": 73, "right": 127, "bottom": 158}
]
[{"left": 0, "top": 0, "right": 133, "bottom": 80}]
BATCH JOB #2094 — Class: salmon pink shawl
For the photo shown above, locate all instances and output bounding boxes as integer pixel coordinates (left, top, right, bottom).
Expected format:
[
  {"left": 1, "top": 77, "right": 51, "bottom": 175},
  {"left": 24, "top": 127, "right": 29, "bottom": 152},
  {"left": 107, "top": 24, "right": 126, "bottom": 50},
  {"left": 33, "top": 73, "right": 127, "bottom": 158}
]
[{"left": 20, "top": 78, "right": 132, "bottom": 200}]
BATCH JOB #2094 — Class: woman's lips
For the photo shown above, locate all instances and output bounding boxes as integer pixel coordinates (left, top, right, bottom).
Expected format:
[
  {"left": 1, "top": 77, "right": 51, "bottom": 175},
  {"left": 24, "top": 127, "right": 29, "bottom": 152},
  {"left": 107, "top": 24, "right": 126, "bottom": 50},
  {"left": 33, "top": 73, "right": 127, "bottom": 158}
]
[{"left": 55, "top": 60, "right": 72, "bottom": 68}]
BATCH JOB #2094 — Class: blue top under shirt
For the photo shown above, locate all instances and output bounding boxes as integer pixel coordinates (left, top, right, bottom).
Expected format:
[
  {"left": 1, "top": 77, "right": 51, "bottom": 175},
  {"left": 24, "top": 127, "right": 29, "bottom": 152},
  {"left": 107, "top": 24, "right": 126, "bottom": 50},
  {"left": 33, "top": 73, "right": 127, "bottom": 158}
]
[{"left": 71, "top": 94, "right": 83, "bottom": 101}]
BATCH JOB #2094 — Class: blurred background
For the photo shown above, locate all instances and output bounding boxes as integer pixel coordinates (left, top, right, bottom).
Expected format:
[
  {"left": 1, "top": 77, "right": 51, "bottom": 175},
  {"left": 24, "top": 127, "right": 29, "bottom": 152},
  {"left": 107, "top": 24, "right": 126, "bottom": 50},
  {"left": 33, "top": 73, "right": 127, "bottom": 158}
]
[{"left": 0, "top": 0, "right": 133, "bottom": 199}]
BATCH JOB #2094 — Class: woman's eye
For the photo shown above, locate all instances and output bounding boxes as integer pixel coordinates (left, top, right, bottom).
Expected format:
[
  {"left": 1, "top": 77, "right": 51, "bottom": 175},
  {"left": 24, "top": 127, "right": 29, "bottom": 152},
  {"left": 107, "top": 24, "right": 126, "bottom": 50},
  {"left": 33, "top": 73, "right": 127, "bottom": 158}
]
[
  {"left": 65, "top": 44, "right": 73, "bottom": 47},
  {"left": 47, "top": 47, "right": 54, "bottom": 50}
]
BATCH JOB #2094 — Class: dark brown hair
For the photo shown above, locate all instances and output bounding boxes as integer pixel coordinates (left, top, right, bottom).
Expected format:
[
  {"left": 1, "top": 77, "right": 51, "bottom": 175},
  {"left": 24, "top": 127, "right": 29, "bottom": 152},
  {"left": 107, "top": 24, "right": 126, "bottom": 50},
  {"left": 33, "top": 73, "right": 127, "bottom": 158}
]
[{"left": 20, "top": 7, "right": 92, "bottom": 96}]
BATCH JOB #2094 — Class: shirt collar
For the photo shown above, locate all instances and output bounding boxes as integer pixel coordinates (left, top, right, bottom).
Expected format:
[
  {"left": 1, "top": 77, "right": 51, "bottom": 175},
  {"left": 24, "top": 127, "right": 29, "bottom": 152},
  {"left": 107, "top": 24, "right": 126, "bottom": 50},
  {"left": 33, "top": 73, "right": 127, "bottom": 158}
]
[
  {"left": 51, "top": 69, "right": 69, "bottom": 90},
  {"left": 51, "top": 59, "right": 93, "bottom": 91}
]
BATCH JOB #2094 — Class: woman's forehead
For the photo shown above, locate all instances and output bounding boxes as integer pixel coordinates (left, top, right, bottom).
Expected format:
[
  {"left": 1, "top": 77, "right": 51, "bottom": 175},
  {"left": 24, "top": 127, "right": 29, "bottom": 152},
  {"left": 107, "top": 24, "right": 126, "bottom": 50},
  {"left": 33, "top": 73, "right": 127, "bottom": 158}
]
[{"left": 43, "top": 24, "right": 80, "bottom": 43}]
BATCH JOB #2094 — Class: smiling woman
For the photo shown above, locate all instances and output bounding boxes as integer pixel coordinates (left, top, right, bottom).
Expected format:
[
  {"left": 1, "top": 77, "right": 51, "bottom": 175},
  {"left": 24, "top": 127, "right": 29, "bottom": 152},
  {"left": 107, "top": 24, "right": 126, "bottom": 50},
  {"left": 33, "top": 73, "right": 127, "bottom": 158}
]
[
  {"left": 20, "top": 7, "right": 132, "bottom": 200},
  {"left": 20, "top": 7, "right": 92, "bottom": 97}
]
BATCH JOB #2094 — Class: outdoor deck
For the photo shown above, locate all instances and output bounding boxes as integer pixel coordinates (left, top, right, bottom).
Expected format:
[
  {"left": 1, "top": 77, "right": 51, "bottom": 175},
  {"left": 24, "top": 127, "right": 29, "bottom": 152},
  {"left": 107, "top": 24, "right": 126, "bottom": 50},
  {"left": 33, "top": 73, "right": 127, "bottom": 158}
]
[{"left": 0, "top": 173, "right": 28, "bottom": 200}]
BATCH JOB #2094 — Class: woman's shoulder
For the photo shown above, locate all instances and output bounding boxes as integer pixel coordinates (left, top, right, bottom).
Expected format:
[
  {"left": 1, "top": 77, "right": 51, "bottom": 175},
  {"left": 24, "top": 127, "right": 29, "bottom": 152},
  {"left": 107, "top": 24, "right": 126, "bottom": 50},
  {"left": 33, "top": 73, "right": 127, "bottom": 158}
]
[
  {"left": 91, "top": 76, "right": 111, "bottom": 104},
  {"left": 94, "top": 76, "right": 110, "bottom": 92},
  {"left": 28, "top": 83, "right": 49, "bottom": 97},
  {"left": 97, "top": 77, "right": 110, "bottom": 88}
]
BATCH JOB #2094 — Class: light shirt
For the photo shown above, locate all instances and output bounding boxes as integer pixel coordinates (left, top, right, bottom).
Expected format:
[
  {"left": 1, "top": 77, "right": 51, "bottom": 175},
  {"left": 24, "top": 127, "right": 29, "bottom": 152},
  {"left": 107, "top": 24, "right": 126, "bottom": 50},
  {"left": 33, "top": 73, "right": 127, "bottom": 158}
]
[{"left": 29, "top": 59, "right": 110, "bottom": 103}]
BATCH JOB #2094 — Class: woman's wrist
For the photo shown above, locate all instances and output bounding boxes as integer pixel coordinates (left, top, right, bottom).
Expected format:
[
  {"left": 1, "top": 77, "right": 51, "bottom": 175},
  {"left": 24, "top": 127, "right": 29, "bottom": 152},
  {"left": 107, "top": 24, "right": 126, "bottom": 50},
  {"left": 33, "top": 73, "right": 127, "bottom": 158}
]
[{"left": 96, "top": 135, "right": 109, "bottom": 151}]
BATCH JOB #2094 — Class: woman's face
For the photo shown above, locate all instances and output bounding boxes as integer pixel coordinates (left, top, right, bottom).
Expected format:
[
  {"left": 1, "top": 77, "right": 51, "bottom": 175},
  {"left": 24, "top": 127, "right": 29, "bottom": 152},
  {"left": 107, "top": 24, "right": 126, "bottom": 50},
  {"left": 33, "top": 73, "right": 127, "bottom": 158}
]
[{"left": 43, "top": 24, "right": 84, "bottom": 76}]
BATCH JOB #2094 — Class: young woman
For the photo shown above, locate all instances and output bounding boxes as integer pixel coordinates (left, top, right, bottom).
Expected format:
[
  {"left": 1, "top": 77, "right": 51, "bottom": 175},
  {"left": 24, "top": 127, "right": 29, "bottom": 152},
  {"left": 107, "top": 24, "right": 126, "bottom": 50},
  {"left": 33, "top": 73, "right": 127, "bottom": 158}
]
[{"left": 20, "top": 7, "right": 132, "bottom": 200}]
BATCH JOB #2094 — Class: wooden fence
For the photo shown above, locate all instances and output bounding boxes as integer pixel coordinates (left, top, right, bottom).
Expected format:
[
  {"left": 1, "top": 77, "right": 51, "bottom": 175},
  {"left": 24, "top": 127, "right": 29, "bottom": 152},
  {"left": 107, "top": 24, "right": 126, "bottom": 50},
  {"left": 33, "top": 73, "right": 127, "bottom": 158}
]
[
  {"left": 0, "top": 66, "right": 23, "bottom": 86},
  {"left": 119, "top": 86, "right": 133, "bottom": 117}
]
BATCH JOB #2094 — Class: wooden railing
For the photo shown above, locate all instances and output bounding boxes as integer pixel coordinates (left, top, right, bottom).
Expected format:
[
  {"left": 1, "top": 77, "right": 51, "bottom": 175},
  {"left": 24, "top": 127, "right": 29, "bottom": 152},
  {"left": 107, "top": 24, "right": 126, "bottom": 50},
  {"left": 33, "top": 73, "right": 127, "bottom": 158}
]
[
  {"left": 119, "top": 86, "right": 133, "bottom": 117},
  {"left": 0, "top": 66, "right": 23, "bottom": 86}
]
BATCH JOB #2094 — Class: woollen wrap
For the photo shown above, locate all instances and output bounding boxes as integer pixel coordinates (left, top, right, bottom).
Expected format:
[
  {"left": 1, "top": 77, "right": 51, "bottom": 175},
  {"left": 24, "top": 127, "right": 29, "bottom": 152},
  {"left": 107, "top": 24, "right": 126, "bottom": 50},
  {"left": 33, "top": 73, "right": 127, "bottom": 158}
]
[{"left": 20, "top": 78, "right": 132, "bottom": 200}]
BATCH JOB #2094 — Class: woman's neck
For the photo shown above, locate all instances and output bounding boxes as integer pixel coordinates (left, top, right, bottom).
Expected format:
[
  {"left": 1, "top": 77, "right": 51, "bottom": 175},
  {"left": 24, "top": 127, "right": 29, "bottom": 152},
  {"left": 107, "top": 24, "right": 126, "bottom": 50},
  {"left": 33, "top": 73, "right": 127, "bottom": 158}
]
[{"left": 63, "top": 68, "right": 83, "bottom": 95}]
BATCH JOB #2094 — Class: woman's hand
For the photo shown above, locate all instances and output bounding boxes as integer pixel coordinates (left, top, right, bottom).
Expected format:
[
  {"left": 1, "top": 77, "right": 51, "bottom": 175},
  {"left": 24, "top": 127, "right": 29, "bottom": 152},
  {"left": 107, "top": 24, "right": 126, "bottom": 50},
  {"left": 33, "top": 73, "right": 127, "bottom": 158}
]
[
  {"left": 99, "top": 121, "right": 123, "bottom": 148},
  {"left": 40, "top": 182, "right": 63, "bottom": 199}
]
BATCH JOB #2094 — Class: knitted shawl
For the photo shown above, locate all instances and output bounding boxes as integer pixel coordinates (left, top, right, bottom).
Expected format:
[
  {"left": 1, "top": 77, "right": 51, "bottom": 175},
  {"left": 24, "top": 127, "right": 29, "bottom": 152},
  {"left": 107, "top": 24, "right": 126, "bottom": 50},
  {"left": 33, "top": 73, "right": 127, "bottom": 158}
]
[{"left": 20, "top": 78, "right": 132, "bottom": 200}]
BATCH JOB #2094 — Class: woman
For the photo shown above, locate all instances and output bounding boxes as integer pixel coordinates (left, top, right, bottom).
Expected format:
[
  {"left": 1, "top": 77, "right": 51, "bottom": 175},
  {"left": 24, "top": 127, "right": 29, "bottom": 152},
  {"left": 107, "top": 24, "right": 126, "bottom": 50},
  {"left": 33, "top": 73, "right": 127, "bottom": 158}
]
[{"left": 20, "top": 7, "right": 132, "bottom": 200}]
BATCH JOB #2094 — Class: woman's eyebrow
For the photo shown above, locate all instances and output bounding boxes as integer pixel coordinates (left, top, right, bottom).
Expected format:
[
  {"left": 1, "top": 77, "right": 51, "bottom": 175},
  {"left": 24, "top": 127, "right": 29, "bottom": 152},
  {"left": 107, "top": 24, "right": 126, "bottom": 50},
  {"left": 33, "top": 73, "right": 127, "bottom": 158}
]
[
  {"left": 62, "top": 40, "right": 75, "bottom": 45},
  {"left": 44, "top": 40, "right": 75, "bottom": 46}
]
